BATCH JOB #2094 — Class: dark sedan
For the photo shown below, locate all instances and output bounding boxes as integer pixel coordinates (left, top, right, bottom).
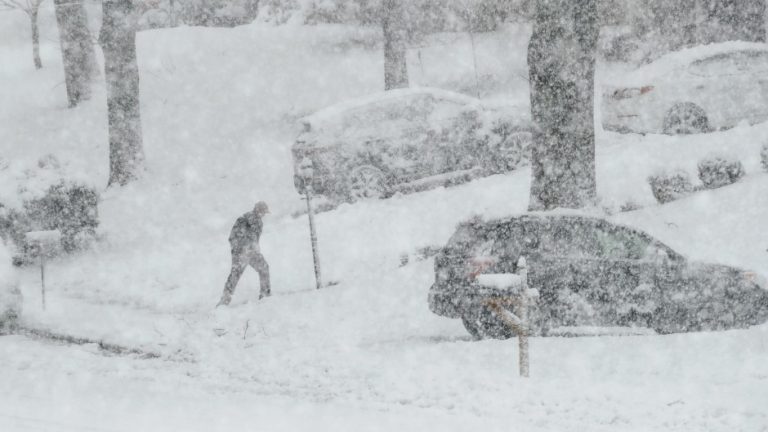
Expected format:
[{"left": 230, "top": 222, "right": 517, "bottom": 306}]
[{"left": 429, "top": 214, "right": 768, "bottom": 338}]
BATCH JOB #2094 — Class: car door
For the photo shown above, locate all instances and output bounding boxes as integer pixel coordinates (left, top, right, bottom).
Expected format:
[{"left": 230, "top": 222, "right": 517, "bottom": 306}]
[
  {"left": 424, "top": 97, "right": 482, "bottom": 176},
  {"left": 340, "top": 94, "right": 430, "bottom": 180},
  {"left": 592, "top": 223, "right": 664, "bottom": 328},
  {"left": 527, "top": 217, "right": 603, "bottom": 328}
]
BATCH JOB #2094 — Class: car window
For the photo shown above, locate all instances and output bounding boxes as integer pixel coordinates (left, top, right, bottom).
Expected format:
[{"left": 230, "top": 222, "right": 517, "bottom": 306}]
[
  {"left": 689, "top": 50, "right": 768, "bottom": 77},
  {"left": 446, "top": 222, "right": 488, "bottom": 256},
  {"left": 339, "top": 94, "right": 441, "bottom": 140},
  {"left": 596, "top": 225, "right": 653, "bottom": 260},
  {"left": 539, "top": 218, "right": 600, "bottom": 258}
]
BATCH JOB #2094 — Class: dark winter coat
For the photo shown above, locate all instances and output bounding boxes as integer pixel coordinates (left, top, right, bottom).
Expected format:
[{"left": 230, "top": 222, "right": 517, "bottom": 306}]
[{"left": 229, "top": 211, "right": 263, "bottom": 253}]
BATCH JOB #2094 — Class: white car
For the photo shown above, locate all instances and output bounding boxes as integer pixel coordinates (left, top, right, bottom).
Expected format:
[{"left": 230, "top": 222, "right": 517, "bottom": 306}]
[
  {"left": 602, "top": 41, "right": 768, "bottom": 134},
  {"left": 0, "top": 240, "right": 21, "bottom": 333},
  {"left": 292, "top": 88, "right": 533, "bottom": 203}
]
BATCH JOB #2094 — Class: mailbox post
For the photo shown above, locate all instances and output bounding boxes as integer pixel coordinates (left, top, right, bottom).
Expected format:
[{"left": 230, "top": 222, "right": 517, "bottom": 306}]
[
  {"left": 298, "top": 158, "right": 323, "bottom": 290},
  {"left": 477, "top": 257, "right": 536, "bottom": 377},
  {"left": 25, "top": 230, "right": 62, "bottom": 311}
]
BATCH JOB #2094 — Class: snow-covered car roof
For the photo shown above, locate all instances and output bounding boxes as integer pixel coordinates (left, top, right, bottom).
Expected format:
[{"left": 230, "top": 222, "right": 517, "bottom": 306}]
[
  {"left": 607, "top": 41, "right": 768, "bottom": 86},
  {"left": 300, "top": 87, "right": 480, "bottom": 130}
]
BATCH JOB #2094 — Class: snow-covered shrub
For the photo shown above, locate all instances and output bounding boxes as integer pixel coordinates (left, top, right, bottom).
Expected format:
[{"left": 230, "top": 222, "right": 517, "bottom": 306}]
[
  {"left": 258, "top": 0, "right": 302, "bottom": 24},
  {"left": 23, "top": 182, "right": 100, "bottom": 253},
  {"left": 177, "top": 0, "right": 259, "bottom": 27},
  {"left": 697, "top": 154, "right": 745, "bottom": 189},
  {"left": 0, "top": 240, "right": 21, "bottom": 333},
  {"left": 0, "top": 181, "right": 99, "bottom": 260},
  {"left": 262, "top": 0, "right": 524, "bottom": 32},
  {"left": 647, "top": 169, "right": 693, "bottom": 204},
  {"left": 761, "top": 143, "right": 768, "bottom": 172}
]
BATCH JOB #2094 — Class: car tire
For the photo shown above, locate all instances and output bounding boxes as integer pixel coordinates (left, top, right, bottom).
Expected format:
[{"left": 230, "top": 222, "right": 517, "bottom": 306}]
[
  {"left": 662, "top": 102, "right": 710, "bottom": 135},
  {"left": 461, "top": 305, "right": 515, "bottom": 340},
  {"left": 345, "top": 165, "right": 389, "bottom": 201},
  {"left": 461, "top": 315, "right": 485, "bottom": 341}
]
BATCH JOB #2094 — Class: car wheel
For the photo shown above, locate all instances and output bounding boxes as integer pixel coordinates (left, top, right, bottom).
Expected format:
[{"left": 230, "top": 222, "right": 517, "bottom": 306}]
[
  {"left": 461, "top": 315, "right": 485, "bottom": 341},
  {"left": 490, "top": 132, "right": 531, "bottom": 173},
  {"left": 461, "top": 305, "right": 515, "bottom": 340},
  {"left": 662, "top": 102, "right": 709, "bottom": 135},
  {"left": 346, "top": 165, "right": 389, "bottom": 201}
]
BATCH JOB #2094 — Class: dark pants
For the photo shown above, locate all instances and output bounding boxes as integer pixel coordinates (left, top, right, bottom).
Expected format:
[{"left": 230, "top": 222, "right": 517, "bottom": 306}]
[{"left": 219, "top": 248, "right": 270, "bottom": 305}]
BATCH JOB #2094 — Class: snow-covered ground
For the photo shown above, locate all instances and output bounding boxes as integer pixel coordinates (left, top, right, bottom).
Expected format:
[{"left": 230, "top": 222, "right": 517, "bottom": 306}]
[{"left": 1, "top": 6, "right": 768, "bottom": 431}]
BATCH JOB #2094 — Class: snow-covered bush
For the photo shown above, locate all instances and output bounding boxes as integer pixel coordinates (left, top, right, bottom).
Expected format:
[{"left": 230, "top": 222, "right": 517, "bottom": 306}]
[
  {"left": 260, "top": 0, "right": 524, "bottom": 32},
  {"left": 697, "top": 154, "right": 745, "bottom": 189},
  {"left": 761, "top": 143, "right": 768, "bottom": 172},
  {"left": 23, "top": 182, "right": 100, "bottom": 253},
  {"left": 0, "top": 240, "right": 21, "bottom": 333},
  {"left": 647, "top": 169, "right": 693, "bottom": 204},
  {"left": 0, "top": 181, "right": 99, "bottom": 261},
  {"left": 178, "top": 0, "right": 259, "bottom": 27}
]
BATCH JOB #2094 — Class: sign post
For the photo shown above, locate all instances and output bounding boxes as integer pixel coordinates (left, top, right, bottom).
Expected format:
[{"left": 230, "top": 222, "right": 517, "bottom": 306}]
[
  {"left": 299, "top": 158, "right": 323, "bottom": 290},
  {"left": 25, "top": 230, "right": 62, "bottom": 311}
]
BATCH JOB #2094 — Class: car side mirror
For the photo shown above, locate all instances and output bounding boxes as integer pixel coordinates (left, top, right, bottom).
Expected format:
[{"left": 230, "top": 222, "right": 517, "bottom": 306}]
[{"left": 646, "top": 246, "right": 668, "bottom": 263}]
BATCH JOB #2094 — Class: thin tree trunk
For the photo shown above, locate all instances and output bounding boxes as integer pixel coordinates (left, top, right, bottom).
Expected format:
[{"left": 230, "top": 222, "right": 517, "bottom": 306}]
[
  {"left": 53, "top": 0, "right": 96, "bottom": 106},
  {"left": 382, "top": 0, "right": 408, "bottom": 90},
  {"left": 31, "top": 8, "right": 42, "bottom": 69},
  {"left": 100, "top": 0, "right": 144, "bottom": 187},
  {"left": 527, "top": 0, "right": 599, "bottom": 211}
]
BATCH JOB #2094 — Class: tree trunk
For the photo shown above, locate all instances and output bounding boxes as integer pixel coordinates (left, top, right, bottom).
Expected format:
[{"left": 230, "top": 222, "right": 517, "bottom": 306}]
[
  {"left": 527, "top": 0, "right": 599, "bottom": 211},
  {"left": 53, "top": 0, "right": 96, "bottom": 107},
  {"left": 31, "top": 8, "right": 42, "bottom": 69},
  {"left": 100, "top": 0, "right": 145, "bottom": 187},
  {"left": 382, "top": 0, "right": 408, "bottom": 90}
]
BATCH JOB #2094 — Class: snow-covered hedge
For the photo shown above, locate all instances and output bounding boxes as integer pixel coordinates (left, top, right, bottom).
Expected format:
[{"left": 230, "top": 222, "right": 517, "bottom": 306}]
[
  {"left": 1, "top": 182, "right": 99, "bottom": 260},
  {"left": 259, "top": 0, "right": 523, "bottom": 32},
  {"left": 0, "top": 156, "right": 99, "bottom": 261},
  {"left": 0, "top": 240, "right": 21, "bottom": 332},
  {"left": 697, "top": 154, "right": 745, "bottom": 190},
  {"left": 647, "top": 169, "right": 693, "bottom": 204}
]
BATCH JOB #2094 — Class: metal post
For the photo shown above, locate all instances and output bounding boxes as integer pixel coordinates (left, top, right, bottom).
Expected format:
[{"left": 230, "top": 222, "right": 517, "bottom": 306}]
[
  {"left": 304, "top": 187, "right": 323, "bottom": 290},
  {"left": 517, "top": 257, "right": 529, "bottom": 377},
  {"left": 40, "top": 251, "right": 46, "bottom": 311}
]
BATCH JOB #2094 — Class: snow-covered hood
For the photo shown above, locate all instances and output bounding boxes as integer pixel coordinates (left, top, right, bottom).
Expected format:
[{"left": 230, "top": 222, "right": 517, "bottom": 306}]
[
  {"left": 297, "top": 87, "right": 531, "bottom": 139},
  {"left": 299, "top": 87, "right": 480, "bottom": 130},
  {"left": 685, "top": 261, "right": 768, "bottom": 291}
]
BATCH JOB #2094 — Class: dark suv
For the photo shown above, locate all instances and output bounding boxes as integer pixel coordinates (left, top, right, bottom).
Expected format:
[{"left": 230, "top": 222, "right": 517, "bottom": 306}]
[{"left": 429, "top": 214, "right": 768, "bottom": 338}]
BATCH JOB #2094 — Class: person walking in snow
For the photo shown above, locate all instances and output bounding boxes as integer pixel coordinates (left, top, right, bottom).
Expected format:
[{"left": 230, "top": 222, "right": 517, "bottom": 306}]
[{"left": 217, "top": 201, "right": 271, "bottom": 306}]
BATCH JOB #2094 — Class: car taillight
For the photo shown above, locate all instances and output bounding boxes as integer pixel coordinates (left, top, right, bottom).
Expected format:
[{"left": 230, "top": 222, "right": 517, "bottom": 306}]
[
  {"left": 467, "top": 256, "right": 497, "bottom": 280},
  {"left": 612, "top": 86, "right": 654, "bottom": 100}
]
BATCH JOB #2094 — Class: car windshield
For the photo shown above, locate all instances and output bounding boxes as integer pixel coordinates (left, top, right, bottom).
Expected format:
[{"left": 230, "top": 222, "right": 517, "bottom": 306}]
[{"left": 446, "top": 222, "right": 487, "bottom": 256}]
